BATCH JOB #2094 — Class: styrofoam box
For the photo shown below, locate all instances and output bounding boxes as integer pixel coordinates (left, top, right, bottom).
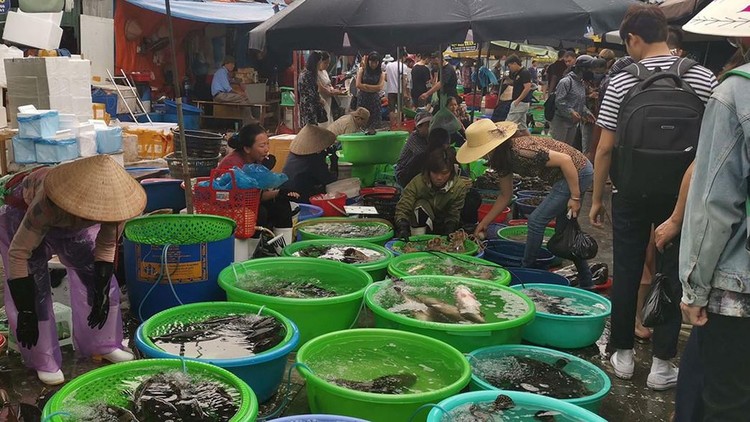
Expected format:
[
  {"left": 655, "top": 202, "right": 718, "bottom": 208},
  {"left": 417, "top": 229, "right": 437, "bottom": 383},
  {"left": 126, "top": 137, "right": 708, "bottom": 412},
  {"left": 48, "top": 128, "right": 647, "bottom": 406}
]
[
  {"left": 2, "top": 11, "right": 63, "bottom": 50},
  {"left": 35, "top": 137, "right": 78, "bottom": 164},
  {"left": 96, "top": 126, "right": 123, "bottom": 154},
  {"left": 12, "top": 136, "right": 36, "bottom": 164},
  {"left": 17, "top": 110, "right": 59, "bottom": 138}
]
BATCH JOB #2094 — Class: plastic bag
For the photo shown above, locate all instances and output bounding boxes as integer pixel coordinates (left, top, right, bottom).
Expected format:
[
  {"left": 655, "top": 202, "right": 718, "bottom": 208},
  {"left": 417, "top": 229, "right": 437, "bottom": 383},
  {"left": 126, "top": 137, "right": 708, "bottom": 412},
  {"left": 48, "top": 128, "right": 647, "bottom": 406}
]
[
  {"left": 430, "top": 96, "right": 462, "bottom": 135},
  {"left": 243, "top": 164, "right": 288, "bottom": 189},
  {"left": 642, "top": 272, "right": 677, "bottom": 328},
  {"left": 547, "top": 217, "right": 598, "bottom": 260}
]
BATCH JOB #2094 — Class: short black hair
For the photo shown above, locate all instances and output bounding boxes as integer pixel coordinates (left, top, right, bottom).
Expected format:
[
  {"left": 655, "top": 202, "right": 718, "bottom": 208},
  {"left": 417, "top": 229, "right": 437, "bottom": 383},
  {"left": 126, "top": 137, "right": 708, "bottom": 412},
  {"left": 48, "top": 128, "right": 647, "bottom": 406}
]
[
  {"left": 619, "top": 4, "right": 668, "bottom": 44},
  {"left": 425, "top": 147, "right": 457, "bottom": 175},
  {"left": 229, "top": 124, "right": 266, "bottom": 150},
  {"left": 506, "top": 55, "right": 522, "bottom": 66},
  {"left": 563, "top": 50, "right": 577, "bottom": 59},
  {"left": 667, "top": 27, "right": 684, "bottom": 50},
  {"left": 557, "top": 50, "right": 566, "bottom": 59}
]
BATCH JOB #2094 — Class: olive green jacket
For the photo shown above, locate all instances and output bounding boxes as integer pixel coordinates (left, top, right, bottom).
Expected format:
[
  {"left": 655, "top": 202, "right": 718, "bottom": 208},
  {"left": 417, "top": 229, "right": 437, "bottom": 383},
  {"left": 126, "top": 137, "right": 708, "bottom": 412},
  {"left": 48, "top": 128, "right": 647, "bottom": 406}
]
[{"left": 395, "top": 173, "right": 470, "bottom": 233}]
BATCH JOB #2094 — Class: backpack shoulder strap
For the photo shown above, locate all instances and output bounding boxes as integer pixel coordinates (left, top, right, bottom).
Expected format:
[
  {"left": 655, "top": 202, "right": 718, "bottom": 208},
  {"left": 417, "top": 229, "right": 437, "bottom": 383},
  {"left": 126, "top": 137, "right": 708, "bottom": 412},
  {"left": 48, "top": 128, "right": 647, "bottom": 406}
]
[
  {"left": 623, "top": 62, "right": 652, "bottom": 81},
  {"left": 722, "top": 69, "right": 750, "bottom": 82},
  {"left": 666, "top": 57, "right": 698, "bottom": 77}
]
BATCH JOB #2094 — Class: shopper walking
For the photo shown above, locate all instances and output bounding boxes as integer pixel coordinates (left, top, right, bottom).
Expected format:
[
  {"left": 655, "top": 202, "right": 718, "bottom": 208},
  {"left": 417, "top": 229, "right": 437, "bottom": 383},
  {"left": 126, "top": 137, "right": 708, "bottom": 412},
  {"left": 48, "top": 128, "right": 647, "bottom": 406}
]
[
  {"left": 385, "top": 55, "right": 409, "bottom": 127},
  {"left": 590, "top": 4, "right": 717, "bottom": 391},
  {"left": 546, "top": 50, "right": 577, "bottom": 94},
  {"left": 410, "top": 54, "right": 432, "bottom": 108},
  {"left": 504, "top": 55, "right": 533, "bottom": 134},
  {"left": 356, "top": 52, "right": 385, "bottom": 130},
  {"left": 317, "top": 51, "right": 343, "bottom": 128},
  {"left": 420, "top": 55, "right": 459, "bottom": 107},
  {"left": 550, "top": 55, "right": 596, "bottom": 146},
  {"left": 298, "top": 51, "right": 327, "bottom": 127}
]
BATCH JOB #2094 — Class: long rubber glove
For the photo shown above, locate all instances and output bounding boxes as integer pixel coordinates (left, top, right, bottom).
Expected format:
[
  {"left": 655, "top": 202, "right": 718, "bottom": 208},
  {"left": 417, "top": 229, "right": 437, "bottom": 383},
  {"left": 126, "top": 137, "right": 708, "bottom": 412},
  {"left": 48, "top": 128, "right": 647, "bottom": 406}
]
[
  {"left": 87, "top": 261, "right": 113, "bottom": 330},
  {"left": 7, "top": 276, "right": 38, "bottom": 349}
]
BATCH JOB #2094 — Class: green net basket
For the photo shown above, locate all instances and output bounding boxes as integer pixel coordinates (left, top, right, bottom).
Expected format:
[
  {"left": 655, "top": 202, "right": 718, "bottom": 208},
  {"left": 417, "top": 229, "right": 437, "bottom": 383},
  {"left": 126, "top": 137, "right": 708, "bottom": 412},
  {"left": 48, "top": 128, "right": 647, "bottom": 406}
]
[
  {"left": 42, "top": 359, "right": 258, "bottom": 422},
  {"left": 124, "top": 214, "right": 236, "bottom": 245}
]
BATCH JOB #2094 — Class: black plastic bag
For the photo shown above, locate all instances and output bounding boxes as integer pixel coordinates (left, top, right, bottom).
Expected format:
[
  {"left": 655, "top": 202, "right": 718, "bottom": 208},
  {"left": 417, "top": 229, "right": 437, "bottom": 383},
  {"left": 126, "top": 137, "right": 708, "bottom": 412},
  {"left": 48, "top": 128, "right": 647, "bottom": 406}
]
[
  {"left": 642, "top": 272, "right": 677, "bottom": 328},
  {"left": 554, "top": 262, "right": 608, "bottom": 287},
  {"left": 547, "top": 218, "right": 598, "bottom": 260}
]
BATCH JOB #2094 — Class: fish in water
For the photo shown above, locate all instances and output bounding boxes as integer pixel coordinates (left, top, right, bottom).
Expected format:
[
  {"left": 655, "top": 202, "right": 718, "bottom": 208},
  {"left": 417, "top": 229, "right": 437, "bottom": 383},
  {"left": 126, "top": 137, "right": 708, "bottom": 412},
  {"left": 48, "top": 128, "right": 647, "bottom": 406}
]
[
  {"left": 455, "top": 285, "right": 485, "bottom": 323},
  {"left": 151, "top": 314, "right": 284, "bottom": 357},
  {"left": 521, "top": 289, "right": 587, "bottom": 316},
  {"left": 79, "top": 372, "right": 238, "bottom": 422},
  {"left": 250, "top": 281, "right": 338, "bottom": 298},
  {"left": 330, "top": 373, "right": 417, "bottom": 394},
  {"left": 467, "top": 394, "right": 515, "bottom": 420},
  {"left": 481, "top": 356, "right": 591, "bottom": 399}
]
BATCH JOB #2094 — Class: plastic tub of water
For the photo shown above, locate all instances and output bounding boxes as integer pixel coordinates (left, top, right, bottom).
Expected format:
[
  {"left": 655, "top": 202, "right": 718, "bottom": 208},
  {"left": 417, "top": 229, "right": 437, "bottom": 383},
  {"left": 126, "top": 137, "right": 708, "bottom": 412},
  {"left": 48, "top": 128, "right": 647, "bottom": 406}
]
[
  {"left": 42, "top": 359, "right": 258, "bottom": 422},
  {"left": 296, "top": 218, "right": 394, "bottom": 245},
  {"left": 337, "top": 131, "right": 408, "bottom": 165},
  {"left": 388, "top": 252, "right": 511, "bottom": 286},
  {"left": 517, "top": 190, "right": 549, "bottom": 199},
  {"left": 507, "top": 268, "right": 570, "bottom": 287},
  {"left": 123, "top": 215, "right": 235, "bottom": 321},
  {"left": 283, "top": 239, "right": 393, "bottom": 281},
  {"left": 218, "top": 257, "right": 373, "bottom": 347},
  {"left": 365, "top": 276, "right": 535, "bottom": 352},
  {"left": 426, "top": 390, "right": 606, "bottom": 422},
  {"left": 498, "top": 225, "right": 556, "bottom": 245},
  {"left": 478, "top": 205, "right": 511, "bottom": 224},
  {"left": 296, "top": 328, "right": 471, "bottom": 422},
  {"left": 298, "top": 203, "right": 324, "bottom": 222},
  {"left": 468, "top": 344, "right": 611, "bottom": 413},
  {"left": 270, "top": 416, "right": 368, "bottom": 422},
  {"left": 386, "top": 234, "right": 480, "bottom": 257},
  {"left": 310, "top": 193, "right": 348, "bottom": 217},
  {"left": 512, "top": 283, "right": 611, "bottom": 349},
  {"left": 483, "top": 240, "right": 555, "bottom": 269},
  {"left": 135, "top": 302, "right": 299, "bottom": 403}
]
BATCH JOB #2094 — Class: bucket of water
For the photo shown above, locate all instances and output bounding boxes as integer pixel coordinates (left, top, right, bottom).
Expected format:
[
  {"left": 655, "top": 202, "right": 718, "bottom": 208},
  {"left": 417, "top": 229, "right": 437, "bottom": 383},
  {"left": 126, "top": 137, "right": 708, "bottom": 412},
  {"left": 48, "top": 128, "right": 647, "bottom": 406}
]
[{"left": 310, "top": 193, "right": 347, "bottom": 217}]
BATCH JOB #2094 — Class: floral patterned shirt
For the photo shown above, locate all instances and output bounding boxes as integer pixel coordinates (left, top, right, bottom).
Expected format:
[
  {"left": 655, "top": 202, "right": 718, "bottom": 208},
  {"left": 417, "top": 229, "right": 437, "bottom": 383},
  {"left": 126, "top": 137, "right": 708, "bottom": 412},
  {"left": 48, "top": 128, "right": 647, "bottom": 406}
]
[{"left": 497, "top": 136, "right": 588, "bottom": 185}]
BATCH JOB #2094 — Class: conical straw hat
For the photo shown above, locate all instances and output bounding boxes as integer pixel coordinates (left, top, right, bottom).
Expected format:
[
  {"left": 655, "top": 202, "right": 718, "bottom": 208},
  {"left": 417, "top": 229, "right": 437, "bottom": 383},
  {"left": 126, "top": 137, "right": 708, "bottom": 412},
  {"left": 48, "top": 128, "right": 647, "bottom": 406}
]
[
  {"left": 44, "top": 155, "right": 146, "bottom": 222},
  {"left": 290, "top": 124, "right": 337, "bottom": 155},
  {"left": 683, "top": 0, "right": 750, "bottom": 37}
]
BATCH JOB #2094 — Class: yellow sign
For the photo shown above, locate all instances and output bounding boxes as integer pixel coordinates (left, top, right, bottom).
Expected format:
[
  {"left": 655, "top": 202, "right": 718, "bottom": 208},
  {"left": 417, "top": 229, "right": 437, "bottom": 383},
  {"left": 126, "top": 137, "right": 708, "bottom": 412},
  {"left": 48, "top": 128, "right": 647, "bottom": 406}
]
[{"left": 135, "top": 243, "right": 208, "bottom": 284}]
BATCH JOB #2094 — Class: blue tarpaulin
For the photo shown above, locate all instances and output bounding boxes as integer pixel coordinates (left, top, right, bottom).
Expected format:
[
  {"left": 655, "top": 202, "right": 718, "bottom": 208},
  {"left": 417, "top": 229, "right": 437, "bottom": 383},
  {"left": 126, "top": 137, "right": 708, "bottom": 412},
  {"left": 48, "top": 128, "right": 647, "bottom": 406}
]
[{"left": 125, "top": 0, "right": 280, "bottom": 24}]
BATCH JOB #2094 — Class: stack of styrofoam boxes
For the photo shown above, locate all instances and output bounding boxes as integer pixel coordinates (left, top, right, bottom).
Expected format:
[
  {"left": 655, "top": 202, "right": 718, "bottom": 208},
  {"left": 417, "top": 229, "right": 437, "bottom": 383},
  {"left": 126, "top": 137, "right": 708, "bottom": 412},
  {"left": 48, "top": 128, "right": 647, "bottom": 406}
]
[
  {"left": 5, "top": 57, "right": 94, "bottom": 128},
  {"left": 91, "top": 120, "right": 124, "bottom": 166},
  {"left": 2, "top": 10, "right": 64, "bottom": 51},
  {"left": 12, "top": 107, "right": 80, "bottom": 165}
]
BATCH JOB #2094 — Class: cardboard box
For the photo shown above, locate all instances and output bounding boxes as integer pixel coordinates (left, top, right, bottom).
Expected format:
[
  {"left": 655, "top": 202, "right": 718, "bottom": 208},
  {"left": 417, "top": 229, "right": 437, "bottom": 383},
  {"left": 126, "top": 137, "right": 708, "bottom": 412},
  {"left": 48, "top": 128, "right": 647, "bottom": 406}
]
[{"left": 5, "top": 57, "right": 93, "bottom": 126}]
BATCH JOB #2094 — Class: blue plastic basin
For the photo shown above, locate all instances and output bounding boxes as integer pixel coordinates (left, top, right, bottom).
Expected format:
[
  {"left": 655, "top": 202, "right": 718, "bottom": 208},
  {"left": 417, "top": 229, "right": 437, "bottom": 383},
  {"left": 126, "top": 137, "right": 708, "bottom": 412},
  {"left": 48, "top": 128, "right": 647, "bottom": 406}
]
[
  {"left": 507, "top": 268, "right": 570, "bottom": 286},
  {"left": 483, "top": 240, "right": 554, "bottom": 269},
  {"left": 299, "top": 203, "right": 325, "bottom": 222},
  {"left": 269, "top": 416, "right": 369, "bottom": 422},
  {"left": 511, "top": 283, "right": 612, "bottom": 349},
  {"left": 135, "top": 301, "right": 299, "bottom": 403},
  {"left": 427, "top": 391, "right": 606, "bottom": 422},
  {"left": 468, "top": 344, "right": 611, "bottom": 413}
]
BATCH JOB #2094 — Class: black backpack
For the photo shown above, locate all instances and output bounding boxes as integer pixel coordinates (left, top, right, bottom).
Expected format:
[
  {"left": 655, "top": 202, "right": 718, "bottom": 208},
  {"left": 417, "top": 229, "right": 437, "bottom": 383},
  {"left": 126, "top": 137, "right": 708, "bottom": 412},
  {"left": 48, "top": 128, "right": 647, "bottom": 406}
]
[
  {"left": 544, "top": 77, "right": 571, "bottom": 121},
  {"left": 612, "top": 58, "right": 705, "bottom": 198}
]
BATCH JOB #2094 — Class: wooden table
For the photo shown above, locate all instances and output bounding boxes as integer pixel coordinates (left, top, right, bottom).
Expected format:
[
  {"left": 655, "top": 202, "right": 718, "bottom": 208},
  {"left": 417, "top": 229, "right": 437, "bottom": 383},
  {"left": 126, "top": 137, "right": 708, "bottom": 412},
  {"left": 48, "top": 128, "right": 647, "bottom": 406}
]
[
  {"left": 194, "top": 99, "right": 280, "bottom": 130},
  {"left": 0, "top": 128, "right": 18, "bottom": 175}
]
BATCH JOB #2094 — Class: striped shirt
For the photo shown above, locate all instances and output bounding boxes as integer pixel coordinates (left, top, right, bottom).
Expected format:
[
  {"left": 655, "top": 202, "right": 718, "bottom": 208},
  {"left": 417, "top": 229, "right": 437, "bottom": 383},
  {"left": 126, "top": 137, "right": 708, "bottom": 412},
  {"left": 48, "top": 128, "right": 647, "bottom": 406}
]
[{"left": 597, "top": 55, "right": 718, "bottom": 132}]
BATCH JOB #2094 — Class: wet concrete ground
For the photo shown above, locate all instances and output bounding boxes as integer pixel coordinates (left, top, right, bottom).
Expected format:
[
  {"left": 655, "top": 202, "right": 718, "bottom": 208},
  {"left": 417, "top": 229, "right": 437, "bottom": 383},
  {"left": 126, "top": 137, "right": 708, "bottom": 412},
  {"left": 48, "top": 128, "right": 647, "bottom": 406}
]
[{"left": 0, "top": 187, "right": 685, "bottom": 421}]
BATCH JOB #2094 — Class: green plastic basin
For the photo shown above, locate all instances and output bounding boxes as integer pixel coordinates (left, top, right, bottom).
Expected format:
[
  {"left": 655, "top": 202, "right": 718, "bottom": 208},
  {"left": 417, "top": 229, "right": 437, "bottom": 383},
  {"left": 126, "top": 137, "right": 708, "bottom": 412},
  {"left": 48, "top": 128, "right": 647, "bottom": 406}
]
[
  {"left": 218, "top": 257, "right": 373, "bottom": 347},
  {"left": 468, "top": 344, "right": 612, "bottom": 413},
  {"left": 388, "top": 252, "right": 511, "bottom": 286},
  {"left": 512, "top": 283, "right": 611, "bottom": 349},
  {"left": 337, "top": 131, "right": 408, "bottom": 165},
  {"left": 296, "top": 328, "right": 471, "bottom": 422},
  {"left": 427, "top": 391, "right": 606, "bottom": 422},
  {"left": 365, "top": 276, "right": 536, "bottom": 352},
  {"left": 42, "top": 359, "right": 258, "bottom": 421},
  {"left": 282, "top": 240, "right": 393, "bottom": 281},
  {"left": 386, "top": 234, "right": 480, "bottom": 256},
  {"left": 296, "top": 217, "right": 394, "bottom": 245},
  {"left": 498, "top": 225, "right": 556, "bottom": 245}
]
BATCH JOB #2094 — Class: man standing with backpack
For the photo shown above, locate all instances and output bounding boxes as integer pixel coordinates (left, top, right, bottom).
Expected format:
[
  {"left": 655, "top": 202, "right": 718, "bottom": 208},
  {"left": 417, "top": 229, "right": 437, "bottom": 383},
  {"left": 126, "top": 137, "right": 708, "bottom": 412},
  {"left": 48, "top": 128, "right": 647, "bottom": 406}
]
[{"left": 589, "top": 4, "right": 717, "bottom": 390}]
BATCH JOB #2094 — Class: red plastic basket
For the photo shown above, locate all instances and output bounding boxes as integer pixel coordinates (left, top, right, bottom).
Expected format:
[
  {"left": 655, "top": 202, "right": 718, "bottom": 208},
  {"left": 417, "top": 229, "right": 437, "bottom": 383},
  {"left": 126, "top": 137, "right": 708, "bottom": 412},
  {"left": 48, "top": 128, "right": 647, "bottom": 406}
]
[{"left": 193, "top": 169, "right": 261, "bottom": 239}]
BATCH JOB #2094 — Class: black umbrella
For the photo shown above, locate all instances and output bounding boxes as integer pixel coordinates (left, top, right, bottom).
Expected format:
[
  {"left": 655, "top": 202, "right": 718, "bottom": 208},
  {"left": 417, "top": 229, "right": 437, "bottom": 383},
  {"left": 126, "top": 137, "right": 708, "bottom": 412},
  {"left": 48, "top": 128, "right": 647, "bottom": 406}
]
[{"left": 250, "top": 0, "right": 637, "bottom": 54}]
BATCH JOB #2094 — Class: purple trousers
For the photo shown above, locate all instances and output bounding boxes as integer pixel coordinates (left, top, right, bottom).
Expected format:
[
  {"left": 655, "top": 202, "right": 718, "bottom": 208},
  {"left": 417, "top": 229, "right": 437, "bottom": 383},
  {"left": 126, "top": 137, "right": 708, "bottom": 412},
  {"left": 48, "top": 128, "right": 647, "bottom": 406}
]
[{"left": 0, "top": 204, "right": 123, "bottom": 372}]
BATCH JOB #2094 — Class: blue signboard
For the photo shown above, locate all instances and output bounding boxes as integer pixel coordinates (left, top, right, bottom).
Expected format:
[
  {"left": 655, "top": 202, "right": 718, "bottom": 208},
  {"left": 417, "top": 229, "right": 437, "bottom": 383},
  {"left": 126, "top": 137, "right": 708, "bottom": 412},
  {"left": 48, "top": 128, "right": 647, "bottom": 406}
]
[{"left": 0, "top": 0, "right": 8, "bottom": 15}]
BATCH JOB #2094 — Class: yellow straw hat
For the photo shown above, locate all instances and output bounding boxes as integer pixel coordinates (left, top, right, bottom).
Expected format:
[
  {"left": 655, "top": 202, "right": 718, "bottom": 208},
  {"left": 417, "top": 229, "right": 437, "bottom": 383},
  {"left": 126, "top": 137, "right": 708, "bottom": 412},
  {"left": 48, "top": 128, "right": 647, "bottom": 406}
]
[
  {"left": 456, "top": 119, "right": 518, "bottom": 164},
  {"left": 44, "top": 155, "right": 147, "bottom": 222},
  {"left": 290, "top": 124, "right": 337, "bottom": 155}
]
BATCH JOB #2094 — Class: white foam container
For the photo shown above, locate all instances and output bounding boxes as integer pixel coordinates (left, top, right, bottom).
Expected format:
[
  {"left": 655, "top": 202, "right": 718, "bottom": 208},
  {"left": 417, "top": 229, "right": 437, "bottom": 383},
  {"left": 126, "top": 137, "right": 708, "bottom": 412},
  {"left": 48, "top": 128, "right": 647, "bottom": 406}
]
[
  {"left": 326, "top": 177, "right": 361, "bottom": 199},
  {"left": 3, "top": 11, "right": 63, "bottom": 50}
]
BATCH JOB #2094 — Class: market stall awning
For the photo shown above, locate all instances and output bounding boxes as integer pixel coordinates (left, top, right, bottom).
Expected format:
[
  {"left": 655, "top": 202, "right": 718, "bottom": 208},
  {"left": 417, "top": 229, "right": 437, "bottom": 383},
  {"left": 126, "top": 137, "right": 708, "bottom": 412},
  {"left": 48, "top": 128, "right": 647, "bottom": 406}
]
[{"left": 125, "top": 0, "right": 279, "bottom": 24}]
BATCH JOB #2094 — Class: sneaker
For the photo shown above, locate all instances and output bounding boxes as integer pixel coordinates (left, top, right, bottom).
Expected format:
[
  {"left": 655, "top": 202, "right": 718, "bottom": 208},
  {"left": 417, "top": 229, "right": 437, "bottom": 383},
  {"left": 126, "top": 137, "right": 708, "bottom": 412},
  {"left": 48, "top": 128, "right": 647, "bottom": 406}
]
[
  {"left": 37, "top": 369, "right": 65, "bottom": 385},
  {"left": 647, "top": 358, "right": 679, "bottom": 391},
  {"left": 610, "top": 349, "right": 635, "bottom": 380},
  {"left": 101, "top": 348, "right": 134, "bottom": 363}
]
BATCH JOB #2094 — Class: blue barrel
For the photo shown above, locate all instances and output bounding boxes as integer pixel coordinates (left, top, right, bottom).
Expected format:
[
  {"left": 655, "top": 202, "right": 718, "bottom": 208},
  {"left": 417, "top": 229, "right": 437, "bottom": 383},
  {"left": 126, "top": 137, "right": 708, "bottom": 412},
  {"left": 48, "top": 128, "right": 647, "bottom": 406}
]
[{"left": 123, "top": 215, "right": 236, "bottom": 321}]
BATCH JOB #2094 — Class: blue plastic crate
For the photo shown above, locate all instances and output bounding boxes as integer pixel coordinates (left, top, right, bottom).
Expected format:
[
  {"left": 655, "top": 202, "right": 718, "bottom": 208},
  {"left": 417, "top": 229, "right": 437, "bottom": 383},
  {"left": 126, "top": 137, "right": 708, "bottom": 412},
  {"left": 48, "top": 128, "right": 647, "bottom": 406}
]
[{"left": 91, "top": 90, "right": 118, "bottom": 117}]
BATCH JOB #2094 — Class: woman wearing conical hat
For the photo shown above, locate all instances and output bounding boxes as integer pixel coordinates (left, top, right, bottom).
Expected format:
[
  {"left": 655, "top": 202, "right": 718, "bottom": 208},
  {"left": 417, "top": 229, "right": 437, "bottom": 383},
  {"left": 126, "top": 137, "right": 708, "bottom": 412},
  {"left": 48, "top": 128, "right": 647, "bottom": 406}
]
[{"left": 0, "top": 155, "right": 146, "bottom": 385}]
